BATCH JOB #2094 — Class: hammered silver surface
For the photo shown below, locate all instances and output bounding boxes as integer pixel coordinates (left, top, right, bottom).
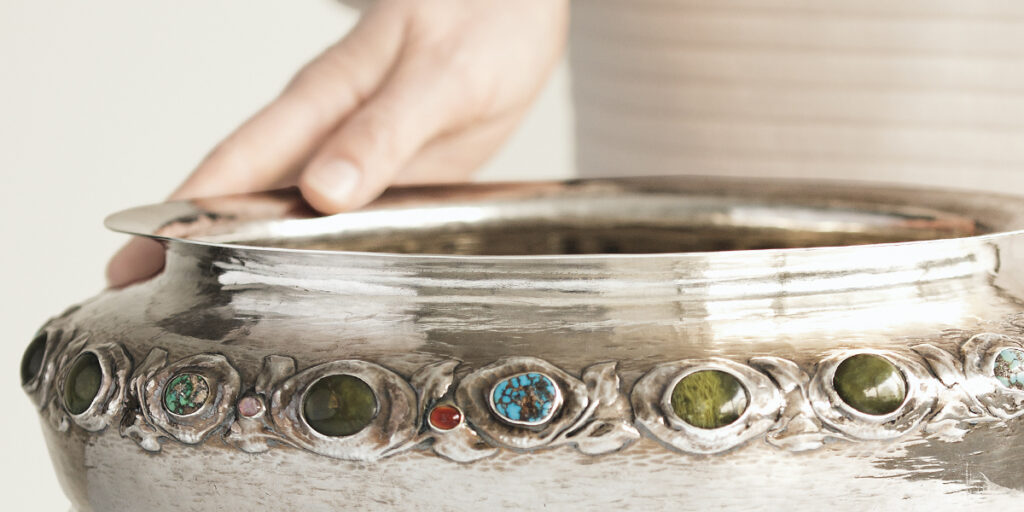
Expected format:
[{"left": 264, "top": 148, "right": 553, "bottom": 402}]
[{"left": 25, "top": 177, "right": 1024, "bottom": 510}]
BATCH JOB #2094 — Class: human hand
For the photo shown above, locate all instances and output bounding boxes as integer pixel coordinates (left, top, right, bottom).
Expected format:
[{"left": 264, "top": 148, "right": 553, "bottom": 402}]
[{"left": 107, "top": 0, "right": 569, "bottom": 287}]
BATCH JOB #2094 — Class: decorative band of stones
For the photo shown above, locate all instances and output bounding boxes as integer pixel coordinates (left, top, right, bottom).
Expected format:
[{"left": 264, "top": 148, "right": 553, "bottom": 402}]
[{"left": 20, "top": 329, "right": 1024, "bottom": 463}]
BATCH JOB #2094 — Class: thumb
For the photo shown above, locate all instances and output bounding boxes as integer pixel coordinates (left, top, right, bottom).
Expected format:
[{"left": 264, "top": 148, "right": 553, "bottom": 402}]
[{"left": 298, "top": 62, "right": 463, "bottom": 213}]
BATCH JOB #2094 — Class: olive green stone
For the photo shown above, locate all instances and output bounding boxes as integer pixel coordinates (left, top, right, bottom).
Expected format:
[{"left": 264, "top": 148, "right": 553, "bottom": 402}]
[
  {"left": 163, "top": 373, "right": 210, "bottom": 416},
  {"left": 20, "top": 333, "right": 46, "bottom": 385},
  {"left": 670, "top": 370, "right": 749, "bottom": 429},
  {"left": 302, "top": 374, "right": 377, "bottom": 437},
  {"left": 833, "top": 353, "right": 906, "bottom": 416},
  {"left": 63, "top": 352, "right": 101, "bottom": 415}
]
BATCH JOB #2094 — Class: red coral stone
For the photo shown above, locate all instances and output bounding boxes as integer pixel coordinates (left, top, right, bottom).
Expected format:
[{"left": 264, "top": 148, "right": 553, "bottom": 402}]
[{"left": 429, "top": 404, "right": 463, "bottom": 431}]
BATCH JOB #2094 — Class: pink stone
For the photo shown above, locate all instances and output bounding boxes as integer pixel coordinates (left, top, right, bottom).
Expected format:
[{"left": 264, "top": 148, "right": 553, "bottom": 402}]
[{"left": 238, "top": 396, "right": 263, "bottom": 417}]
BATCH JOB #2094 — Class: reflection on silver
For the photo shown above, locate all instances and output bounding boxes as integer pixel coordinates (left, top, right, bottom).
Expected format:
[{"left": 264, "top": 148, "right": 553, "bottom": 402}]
[{"left": 750, "top": 356, "right": 827, "bottom": 452}]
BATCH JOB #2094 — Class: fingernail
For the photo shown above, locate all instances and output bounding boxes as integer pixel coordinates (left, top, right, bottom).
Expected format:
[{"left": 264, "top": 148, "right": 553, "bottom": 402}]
[{"left": 305, "top": 161, "right": 361, "bottom": 205}]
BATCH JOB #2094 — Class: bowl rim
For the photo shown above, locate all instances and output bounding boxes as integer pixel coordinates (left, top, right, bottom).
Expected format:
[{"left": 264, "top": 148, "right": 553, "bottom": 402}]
[{"left": 104, "top": 174, "right": 1024, "bottom": 263}]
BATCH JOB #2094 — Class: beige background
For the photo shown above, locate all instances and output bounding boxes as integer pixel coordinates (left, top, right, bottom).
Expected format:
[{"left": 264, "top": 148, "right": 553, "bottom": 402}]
[
  {"left": 0, "top": 1, "right": 572, "bottom": 509},
  {"left": 571, "top": 0, "right": 1024, "bottom": 194}
]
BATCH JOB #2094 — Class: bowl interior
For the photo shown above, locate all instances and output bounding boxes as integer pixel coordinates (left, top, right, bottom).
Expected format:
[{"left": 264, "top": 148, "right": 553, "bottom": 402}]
[{"left": 227, "top": 194, "right": 983, "bottom": 255}]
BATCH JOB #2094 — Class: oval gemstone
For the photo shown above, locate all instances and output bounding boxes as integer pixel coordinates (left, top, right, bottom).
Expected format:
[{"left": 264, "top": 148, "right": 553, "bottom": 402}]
[
  {"left": 237, "top": 396, "right": 264, "bottom": 418},
  {"left": 428, "top": 404, "right": 463, "bottom": 431},
  {"left": 163, "top": 373, "right": 211, "bottom": 416},
  {"left": 302, "top": 374, "right": 377, "bottom": 437},
  {"left": 670, "top": 370, "right": 748, "bottom": 429},
  {"left": 490, "top": 372, "right": 559, "bottom": 426},
  {"left": 63, "top": 352, "right": 102, "bottom": 415},
  {"left": 994, "top": 348, "right": 1024, "bottom": 391},
  {"left": 20, "top": 333, "right": 46, "bottom": 385},
  {"left": 833, "top": 353, "right": 906, "bottom": 415}
]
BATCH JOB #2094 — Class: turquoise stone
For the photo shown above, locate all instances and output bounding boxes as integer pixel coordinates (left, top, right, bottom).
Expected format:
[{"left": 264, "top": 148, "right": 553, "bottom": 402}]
[
  {"left": 994, "top": 348, "right": 1024, "bottom": 391},
  {"left": 670, "top": 370, "right": 749, "bottom": 429},
  {"left": 163, "top": 373, "right": 210, "bottom": 416},
  {"left": 490, "top": 372, "right": 559, "bottom": 426},
  {"left": 302, "top": 374, "right": 377, "bottom": 437},
  {"left": 63, "top": 352, "right": 101, "bottom": 415},
  {"left": 833, "top": 354, "right": 906, "bottom": 416}
]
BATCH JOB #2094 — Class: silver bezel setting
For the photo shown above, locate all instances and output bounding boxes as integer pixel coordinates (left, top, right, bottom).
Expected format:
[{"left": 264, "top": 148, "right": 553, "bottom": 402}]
[
  {"left": 962, "top": 333, "right": 1024, "bottom": 419},
  {"left": 137, "top": 353, "right": 241, "bottom": 444},
  {"left": 809, "top": 349, "right": 936, "bottom": 440},
  {"left": 633, "top": 358, "right": 784, "bottom": 454},
  {"left": 270, "top": 360, "right": 417, "bottom": 461},
  {"left": 55, "top": 341, "right": 130, "bottom": 432},
  {"left": 21, "top": 327, "right": 66, "bottom": 411},
  {"left": 456, "top": 357, "right": 589, "bottom": 451}
]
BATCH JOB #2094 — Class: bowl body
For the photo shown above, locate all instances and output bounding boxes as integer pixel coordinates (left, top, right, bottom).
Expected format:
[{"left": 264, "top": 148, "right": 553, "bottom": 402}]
[{"left": 22, "top": 177, "right": 1024, "bottom": 511}]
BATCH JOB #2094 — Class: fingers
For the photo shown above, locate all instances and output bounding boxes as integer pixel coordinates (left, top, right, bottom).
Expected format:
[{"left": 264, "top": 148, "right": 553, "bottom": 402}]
[
  {"left": 172, "top": 3, "right": 407, "bottom": 201},
  {"left": 106, "top": 237, "right": 166, "bottom": 288},
  {"left": 394, "top": 110, "right": 525, "bottom": 185},
  {"left": 105, "top": 107, "right": 508, "bottom": 289},
  {"left": 107, "top": 5, "right": 409, "bottom": 289},
  {"left": 298, "top": 56, "right": 469, "bottom": 213}
]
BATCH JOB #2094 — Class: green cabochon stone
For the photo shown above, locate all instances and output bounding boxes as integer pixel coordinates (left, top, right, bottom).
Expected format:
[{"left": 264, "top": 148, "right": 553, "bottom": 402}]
[
  {"left": 833, "top": 354, "right": 906, "bottom": 416},
  {"left": 303, "top": 374, "right": 378, "bottom": 437},
  {"left": 64, "top": 352, "right": 101, "bottom": 415},
  {"left": 670, "top": 370, "right": 749, "bottom": 429}
]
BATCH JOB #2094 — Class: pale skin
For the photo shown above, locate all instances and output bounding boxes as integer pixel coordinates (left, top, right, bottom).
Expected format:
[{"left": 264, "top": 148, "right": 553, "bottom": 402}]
[{"left": 107, "top": 0, "right": 570, "bottom": 287}]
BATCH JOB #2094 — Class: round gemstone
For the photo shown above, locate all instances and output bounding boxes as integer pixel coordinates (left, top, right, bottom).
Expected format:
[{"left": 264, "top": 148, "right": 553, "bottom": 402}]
[
  {"left": 994, "top": 348, "right": 1024, "bottom": 391},
  {"left": 237, "top": 396, "right": 264, "bottom": 418},
  {"left": 20, "top": 333, "right": 46, "bottom": 385},
  {"left": 490, "top": 372, "right": 559, "bottom": 426},
  {"left": 428, "top": 404, "right": 463, "bottom": 431},
  {"left": 163, "top": 373, "right": 211, "bottom": 416},
  {"left": 670, "top": 370, "right": 748, "bottom": 429},
  {"left": 63, "top": 352, "right": 102, "bottom": 415},
  {"left": 302, "top": 374, "right": 377, "bottom": 437},
  {"left": 833, "top": 353, "right": 906, "bottom": 416}
]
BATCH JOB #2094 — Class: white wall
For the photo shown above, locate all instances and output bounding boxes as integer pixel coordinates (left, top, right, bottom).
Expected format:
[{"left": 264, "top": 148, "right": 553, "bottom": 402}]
[{"left": 0, "top": 1, "right": 573, "bottom": 509}]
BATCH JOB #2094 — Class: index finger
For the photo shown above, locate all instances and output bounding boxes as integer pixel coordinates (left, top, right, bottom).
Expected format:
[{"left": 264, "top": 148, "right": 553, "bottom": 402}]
[{"left": 172, "top": 3, "right": 407, "bottom": 201}]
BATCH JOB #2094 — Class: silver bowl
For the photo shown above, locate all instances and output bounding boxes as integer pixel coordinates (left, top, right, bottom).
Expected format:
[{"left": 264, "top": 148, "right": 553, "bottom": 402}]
[{"left": 22, "top": 176, "right": 1024, "bottom": 510}]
